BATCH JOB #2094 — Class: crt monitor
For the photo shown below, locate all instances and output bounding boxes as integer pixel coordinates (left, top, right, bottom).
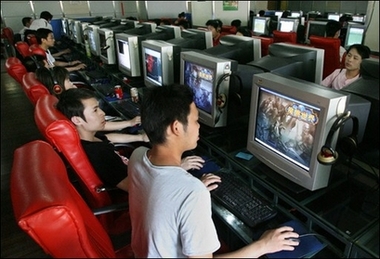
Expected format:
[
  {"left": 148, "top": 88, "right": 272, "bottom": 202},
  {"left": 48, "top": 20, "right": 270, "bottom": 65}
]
[
  {"left": 143, "top": 25, "right": 181, "bottom": 41},
  {"left": 115, "top": 33, "right": 146, "bottom": 77},
  {"left": 202, "top": 34, "right": 262, "bottom": 65},
  {"left": 141, "top": 40, "right": 181, "bottom": 88},
  {"left": 88, "top": 25, "right": 100, "bottom": 56},
  {"left": 305, "top": 20, "right": 328, "bottom": 41},
  {"left": 327, "top": 13, "right": 341, "bottom": 21},
  {"left": 277, "top": 18, "right": 299, "bottom": 32},
  {"left": 344, "top": 22, "right": 366, "bottom": 48},
  {"left": 98, "top": 28, "right": 116, "bottom": 65},
  {"left": 352, "top": 15, "right": 366, "bottom": 23},
  {"left": 80, "top": 22, "right": 90, "bottom": 47},
  {"left": 123, "top": 22, "right": 157, "bottom": 36},
  {"left": 290, "top": 11, "right": 302, "bottom": 18},
  {"left": 180, "top": 51, "right": 238, "bottom": 128},
  {"left": 248, "top": 43, "right": 324, "bottom": 84},
  {"left": 61, "top": 18, "right": 68, "bottom": 37},
  {"left": 166, "top": 28, "right": 213, "bottom": 50},
  {"left": 252, "top": 16, "right": 270, "bottom": 36},
  {"left": 247, "top": 72, "right": 350, "bottom": 191}
]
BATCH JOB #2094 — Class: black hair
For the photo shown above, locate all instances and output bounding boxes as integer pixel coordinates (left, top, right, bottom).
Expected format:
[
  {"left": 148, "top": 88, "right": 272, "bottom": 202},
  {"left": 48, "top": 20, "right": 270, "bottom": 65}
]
[
  {"left": 36, "top": 66, "right": 70, "bottom": 96},
  {"left": 259, "top": 10, "right": 265, "bottom": 17},
  {"left": 23, "top": 54, "right": 46, "bottom": 72},
  {"left": 231, "top": 19, "right": 241, "bottom": 28},
  {"left": 40, "top": 11, "right": 53, "bottom": 21},
  {"left": 206, "top": 19, "right": 223, "bottom": 31},
  {"left": 35, "top": 28, "right": 53, "bottom": 44},
  {"left": 22, "top": 17, "right": 33, "bottom": 26},
  {"left": 56, "top": 88, "right": 97, "bottom": 122},
  {"left": 177, "top": 19, "right": 190, "bottom": 29},
  {"left": 325, "top": 20, "right": 342, "bottom": 37},
  {"left": 347, "top": 44, "right": 371, "bottom": 59},
  {"left": 178, "top": 12, "right": 186, "bottom": 19},
  {"left": 281, "top": 10, "right": 291, "bottom": 18},
  {"left": 141, "top": 84, "right": 194, "bottom": 145}
]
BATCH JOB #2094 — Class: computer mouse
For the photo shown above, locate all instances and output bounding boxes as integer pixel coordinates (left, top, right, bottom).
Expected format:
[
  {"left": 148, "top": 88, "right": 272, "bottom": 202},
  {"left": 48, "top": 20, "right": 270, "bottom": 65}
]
[{"left": 285, "top": 237, "right": 300, "bottom": 243}]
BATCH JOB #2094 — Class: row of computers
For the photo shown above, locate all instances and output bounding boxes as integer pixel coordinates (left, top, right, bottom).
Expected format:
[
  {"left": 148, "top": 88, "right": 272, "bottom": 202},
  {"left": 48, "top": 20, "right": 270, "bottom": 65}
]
[
  {"left": 251, "top": 15, "right": 366, "bottom": 47},
  {"left": 59, "top": 16, "right": 378, "bottom": 193}
]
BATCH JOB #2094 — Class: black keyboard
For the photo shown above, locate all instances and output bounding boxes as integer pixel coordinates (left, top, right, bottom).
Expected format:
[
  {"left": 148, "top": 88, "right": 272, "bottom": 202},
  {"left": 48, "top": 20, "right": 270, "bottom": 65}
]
[
  {"left": 211, "top": 168, "right": 277, "bottom": 228},
  {"left": 112, "top": 99, "right": 141, "bottom": 119}
]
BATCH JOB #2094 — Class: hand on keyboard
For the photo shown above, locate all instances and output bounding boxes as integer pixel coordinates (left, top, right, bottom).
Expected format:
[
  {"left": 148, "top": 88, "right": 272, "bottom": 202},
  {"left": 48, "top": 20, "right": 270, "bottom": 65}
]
[{"left": 200, "top": 173, "right": 221, "bottom": 191}]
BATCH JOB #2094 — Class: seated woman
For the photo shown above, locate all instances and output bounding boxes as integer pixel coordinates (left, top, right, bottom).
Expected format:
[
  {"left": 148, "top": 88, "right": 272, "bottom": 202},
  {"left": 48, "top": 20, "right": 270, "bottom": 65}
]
[{"left": 321, "top": 44, "right": 371, "bottom": 90}]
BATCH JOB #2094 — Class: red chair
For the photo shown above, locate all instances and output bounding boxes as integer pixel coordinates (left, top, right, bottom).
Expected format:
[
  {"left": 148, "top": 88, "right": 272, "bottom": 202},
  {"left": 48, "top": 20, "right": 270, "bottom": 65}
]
[
  {"left": 21, "top": 72, "right": 50, "bottom": 106},
  {"left": 11, "top": 140, "right": 134, "bottom": 258},
  {"left": 5, "top": 57, "right": 27, "bottom": 84},
  {"left": 14, "top": 41, "right": 31, "bottom": 59},
  {"left": 309, "top": 36, "right": 341, "bottom": 79},
  {"left": 2, "top": 27, "right": 14, "bottom": 46},
  {"left": 29, "top": 44, "right": 46, "bottom": 58},
  {"left": 273, "top": 30, "right": 297, "bottom": 44},
  {"left": 252, "top": 35, "right": 274, "bottom": 57},
  {"left": 26, "top": 34, "right": 38, "bottom": 46},
  {"left": 34, "top": 94, "right": 131, "bottom": 235},
  {"left": 221, "top": 25, "right": 237, "bottom": 36}
]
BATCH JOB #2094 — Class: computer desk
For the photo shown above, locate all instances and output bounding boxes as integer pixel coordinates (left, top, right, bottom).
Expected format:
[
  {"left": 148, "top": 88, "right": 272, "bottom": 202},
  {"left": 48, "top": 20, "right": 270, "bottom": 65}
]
[
  {"left": 195, "top": 115, "right": 379, "bottom": 258},
  {"left": 61, "top": 36, "right": 379, "bottom": 258}
]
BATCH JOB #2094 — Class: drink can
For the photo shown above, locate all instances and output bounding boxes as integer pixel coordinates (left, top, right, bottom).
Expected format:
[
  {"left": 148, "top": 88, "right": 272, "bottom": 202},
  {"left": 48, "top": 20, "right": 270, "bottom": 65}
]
[
  {"left": 130, "top": 87, "right": 139, "bottom": 103},
  {"left": 114, "top": 85, "right": 123, "bottom": 99}
]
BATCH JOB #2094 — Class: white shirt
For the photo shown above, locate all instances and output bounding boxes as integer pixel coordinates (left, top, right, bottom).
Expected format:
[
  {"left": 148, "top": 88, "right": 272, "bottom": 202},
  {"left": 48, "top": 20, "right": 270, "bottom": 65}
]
[
  {"left": 30, "top": 18, "right": 52, "bottom": 31},
  {"left": 45, "top": 49, "right": 55, "bottom": 67}
]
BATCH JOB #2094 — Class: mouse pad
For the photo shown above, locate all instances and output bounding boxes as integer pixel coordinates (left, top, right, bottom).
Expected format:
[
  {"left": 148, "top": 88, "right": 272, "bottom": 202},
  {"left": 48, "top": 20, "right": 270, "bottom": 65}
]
[
  {"left": 188, "top": 156, "right": 221, "bottom": 178},
  {"left": 266, "top": 220, "right": 326, "bottom": 258}
]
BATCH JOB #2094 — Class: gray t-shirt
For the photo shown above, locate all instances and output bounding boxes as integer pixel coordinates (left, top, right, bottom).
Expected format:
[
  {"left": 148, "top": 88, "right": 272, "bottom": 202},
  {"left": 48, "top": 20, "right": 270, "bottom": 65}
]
[{"left": 128, "top": 146, "right": 220, "bottom": 258}]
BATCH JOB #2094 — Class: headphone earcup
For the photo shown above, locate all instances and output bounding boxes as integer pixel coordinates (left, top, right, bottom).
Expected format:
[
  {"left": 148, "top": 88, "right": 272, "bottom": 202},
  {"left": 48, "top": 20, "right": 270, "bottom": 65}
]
[
  {"left": 216, "top": 93, "right": 226, "bottom": 108},
  {"left": 317, "top": 146, "right": 339, "bottom": 165},
  {"left": 53, "top": 84, "right": 63, "bottom": 95},
  {"left": 338, "top": 135, "right": 357, "bottom": 157}
]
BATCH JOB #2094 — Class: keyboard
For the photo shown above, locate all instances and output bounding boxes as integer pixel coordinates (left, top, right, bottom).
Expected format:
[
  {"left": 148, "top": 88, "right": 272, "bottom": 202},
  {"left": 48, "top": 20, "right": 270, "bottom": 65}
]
[
  {"left": 211, "top": 168, "right": 277, "bottom": 228},
  {"left": 112, "top": 99, "right": 141, "bottom": 119}
]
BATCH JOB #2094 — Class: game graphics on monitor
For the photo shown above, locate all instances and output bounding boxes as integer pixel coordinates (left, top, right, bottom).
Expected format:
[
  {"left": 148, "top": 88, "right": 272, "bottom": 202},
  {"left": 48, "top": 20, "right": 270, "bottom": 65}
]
[
  {"left": 184, "top": 61, "right": 214, "bottom": 115},
  {"left": 255, "top": 89, "right": 320, "bottom": 170}
]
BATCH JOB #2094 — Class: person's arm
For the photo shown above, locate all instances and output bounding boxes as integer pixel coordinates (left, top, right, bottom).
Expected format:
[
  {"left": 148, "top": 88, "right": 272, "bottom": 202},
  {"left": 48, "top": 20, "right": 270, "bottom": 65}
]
[
  {"left": 321, "top": 69, "right": 339, "bottom": 87},
  {"left": 189, "top": 226, "right": 299, "bottom": 258},
  {"left": 104, "top": 116, "right": 141, "bottom": 131},
  {"left": 105, "top": 132, "right": 149, "bottom": 143},
  {"left": 53, "top": 60, "right": 86, "bottom": 71},
  {"left": 52, "top": 48, "right": 71, "bottom": 57}
]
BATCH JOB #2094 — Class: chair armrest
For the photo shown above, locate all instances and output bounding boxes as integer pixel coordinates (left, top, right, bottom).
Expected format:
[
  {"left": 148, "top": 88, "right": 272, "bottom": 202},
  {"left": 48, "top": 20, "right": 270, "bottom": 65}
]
[{"left": 92, "top": 202, "right": 129, "bottom": 216}]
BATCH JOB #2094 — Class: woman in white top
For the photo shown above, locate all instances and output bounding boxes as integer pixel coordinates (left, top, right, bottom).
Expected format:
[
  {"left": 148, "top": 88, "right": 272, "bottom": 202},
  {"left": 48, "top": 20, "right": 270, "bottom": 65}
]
[{"left": 321, "top": 44, "right": 371, "bottom": 90}]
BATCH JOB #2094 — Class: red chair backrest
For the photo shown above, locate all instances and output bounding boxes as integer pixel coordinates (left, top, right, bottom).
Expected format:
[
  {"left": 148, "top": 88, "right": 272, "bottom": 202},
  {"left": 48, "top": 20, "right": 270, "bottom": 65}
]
[
  {"left": 221, "top": 25, "right": 237, "bottom": 36},
  {"left": 33, "top": 94, "right": 130, "bottom": 235},
  {"left": 309, "top": 36, "right": 341, "bottom": 79},
  {"left": 10, "top": 140, "right": 121, "bottom": 258},
  {"left": 5, "top": 57, "right": 27, "bottom": 84},
  {"left": 29, "top": 44, "right": 47, "bottom": 58},
  {"left": 26, "top": 34, "right": 38, "bottom": 46},
  {"left": 21, "top": 72, "right": 50, "bottom": 106},
  {"left": 15, "top": 41, "right": 32, "bottom": 58},
  {"left": 273, "top": 30, "right": 297, "bottom": 44},
  {"left": 252, "top": 35, "right": 274, "bottom": 57},
  {"left": 2, "top": 27, "right": 14, "bottom": 46}
]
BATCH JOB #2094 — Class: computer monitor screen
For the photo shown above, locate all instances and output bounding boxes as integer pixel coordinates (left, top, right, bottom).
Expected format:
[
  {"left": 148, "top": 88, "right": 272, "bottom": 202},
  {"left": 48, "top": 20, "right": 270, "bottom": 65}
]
[
  {"left": 142, "top": 40, "right": 181, "bottom": 87},
  {"left": 344, "top": 23, "right": 366, "bottom": 48},
  {"left": 98, "top": 28, "right": 116, "bottom": 65},
  {"left": 88, "top": 25, "right": 100, "bottom": 56},
  {"left": 248, "top": 43, "right": 324, "bottom": 84},
  {"left": 305, "top": 20, "right": 327, "bottom": 41},
  {"left": 115, "top": 33, "right": 145, "bottom": 77},
  {"left": 352, "top": 15, "right": 365, "bottom": 23},
  {"left": 247, "top": 72, "right": 349, "bottom": 191},
  {"left": 180, "top": 51, "right": 237, "bottom": 128},
  {"left": 252, "top": 17, "right": 270, "bottom": 36},
  {"left": 291, "top": 11, "right": 302, "bottom": 18},
  {"left": 278, "top": 18, "right": 299, "bottom": 32},
  {"left": 275, "top": 11, "right": 283, "bottom": 18},
  {"left": 327, "top": 13, "right": 341, "bottom": 21},
  {"left": 202, "top": 35, "right": 261, "bottom": 64},
  {"left": 166, "top": 28, "right": 213, "bottom": 50}
]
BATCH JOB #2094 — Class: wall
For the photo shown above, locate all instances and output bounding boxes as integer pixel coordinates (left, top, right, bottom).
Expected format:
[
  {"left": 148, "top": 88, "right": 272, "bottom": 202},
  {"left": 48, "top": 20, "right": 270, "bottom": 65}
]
[{"left": 364, "top": 1, "right": 379, "bottom": 53}]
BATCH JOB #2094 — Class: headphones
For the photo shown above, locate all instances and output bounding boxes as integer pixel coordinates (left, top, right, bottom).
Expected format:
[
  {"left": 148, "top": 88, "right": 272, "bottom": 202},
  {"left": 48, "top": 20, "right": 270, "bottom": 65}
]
[
  {"left": 30, "top": 55, "right": 41, "bottom": 69},
  {"left": 317, "top": 111, "right": 359, "bottom": 165},
  {"left": 214, "top": 72, "right": 243, "bottom": 124},
  {"left": 49, "top": 68, "right": 63, "bottom": 95}
]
